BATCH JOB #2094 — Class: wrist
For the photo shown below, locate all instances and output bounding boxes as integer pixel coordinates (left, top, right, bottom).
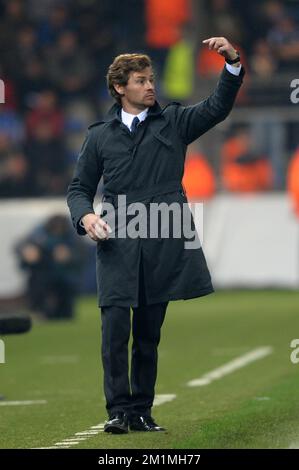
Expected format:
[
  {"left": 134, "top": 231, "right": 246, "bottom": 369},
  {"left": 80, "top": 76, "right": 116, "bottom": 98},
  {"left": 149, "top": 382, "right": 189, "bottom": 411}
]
[
  {"left": 226, "top": 50, "right": 240, "bottom": 64},
  {"left": 82, "top": 213, "right": 95, "bottom": 223}
]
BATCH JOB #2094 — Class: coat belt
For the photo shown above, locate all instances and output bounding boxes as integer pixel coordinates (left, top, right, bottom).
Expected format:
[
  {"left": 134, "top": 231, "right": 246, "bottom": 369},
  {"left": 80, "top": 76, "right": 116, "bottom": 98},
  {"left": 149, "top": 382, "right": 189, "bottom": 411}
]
[{"left": 102, "top": 180, "right": 184, "bottom": 207}]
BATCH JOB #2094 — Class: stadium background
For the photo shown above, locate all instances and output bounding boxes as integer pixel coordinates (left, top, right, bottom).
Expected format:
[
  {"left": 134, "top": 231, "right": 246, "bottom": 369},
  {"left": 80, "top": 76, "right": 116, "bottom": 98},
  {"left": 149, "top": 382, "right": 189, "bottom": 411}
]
[{"left": 1, "top": 0, "right": 299, "bottom": 449}]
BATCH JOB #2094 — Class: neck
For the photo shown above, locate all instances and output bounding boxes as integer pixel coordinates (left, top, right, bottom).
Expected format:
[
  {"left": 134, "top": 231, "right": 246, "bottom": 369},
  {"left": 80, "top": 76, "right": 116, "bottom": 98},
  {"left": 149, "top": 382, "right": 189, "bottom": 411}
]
[{"left": 121, "top": 101, "right": 147, "bottom": 115}]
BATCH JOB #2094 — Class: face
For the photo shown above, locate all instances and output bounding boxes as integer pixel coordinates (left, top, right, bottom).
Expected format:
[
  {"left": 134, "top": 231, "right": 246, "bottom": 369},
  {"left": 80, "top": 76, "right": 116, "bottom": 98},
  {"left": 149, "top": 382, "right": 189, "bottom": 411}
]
[{"left": 114, "top": 66, "right": 156, "bottom": 110}]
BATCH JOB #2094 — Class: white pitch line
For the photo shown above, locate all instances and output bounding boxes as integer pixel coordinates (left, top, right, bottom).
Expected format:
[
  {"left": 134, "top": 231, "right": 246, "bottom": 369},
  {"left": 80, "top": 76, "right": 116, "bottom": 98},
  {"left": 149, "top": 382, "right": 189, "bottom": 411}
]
[
  {"left": 51, "top": 446, "right": 70, "bottom": 449},
  {"left": 55, "top": 441, "right": 82, "bottom": 445},
  {"left": 62, "top": 437, "right": 87, "bottom": 440},
  {"left": 40, "top": 355, "right": 79, "bottom": 365},
  {"left": 154, "top": 394, "right": 177, "bottom": 406},
  {"left": 33, "top": 447, "right": 64, "bottom": 450},
  {"left": 75, "top": 431, "right": 99, "bottom": 436},
  {"left": 187, "top": 347, "right": 273, "bottom": 387},
  {"left": 35, "top": 393, "right": 177, "bottom": 449},
  {"left": 0, "top": 400, "right": 47, "bottom": 406}
]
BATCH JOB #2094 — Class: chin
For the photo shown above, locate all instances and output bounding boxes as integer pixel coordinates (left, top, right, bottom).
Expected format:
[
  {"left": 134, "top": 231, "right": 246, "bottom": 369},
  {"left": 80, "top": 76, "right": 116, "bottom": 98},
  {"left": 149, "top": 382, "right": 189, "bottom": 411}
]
[{"left": 145, "top": 97, "right": 155, "bottom": 106}]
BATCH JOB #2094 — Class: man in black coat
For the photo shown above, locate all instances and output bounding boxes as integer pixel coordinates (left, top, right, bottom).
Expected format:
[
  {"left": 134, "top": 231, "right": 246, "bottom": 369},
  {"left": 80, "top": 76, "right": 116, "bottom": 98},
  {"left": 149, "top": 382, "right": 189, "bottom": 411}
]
[{"left": 67, "top": 37, "right": 244, "bottom": 433}]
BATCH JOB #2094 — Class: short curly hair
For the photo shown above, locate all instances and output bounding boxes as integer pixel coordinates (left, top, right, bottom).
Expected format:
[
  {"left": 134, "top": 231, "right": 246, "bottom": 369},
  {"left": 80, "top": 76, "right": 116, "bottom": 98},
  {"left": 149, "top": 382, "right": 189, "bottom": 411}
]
[{"left": 106, "top": 53, "right": 152, "bottom": 104}]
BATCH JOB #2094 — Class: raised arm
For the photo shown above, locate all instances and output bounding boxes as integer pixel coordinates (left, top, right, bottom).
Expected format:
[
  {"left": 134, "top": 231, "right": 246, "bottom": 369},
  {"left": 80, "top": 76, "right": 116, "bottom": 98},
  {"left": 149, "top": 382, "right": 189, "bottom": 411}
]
[{"left": 175, "top": 37, "right": 245, "bottom": 145}]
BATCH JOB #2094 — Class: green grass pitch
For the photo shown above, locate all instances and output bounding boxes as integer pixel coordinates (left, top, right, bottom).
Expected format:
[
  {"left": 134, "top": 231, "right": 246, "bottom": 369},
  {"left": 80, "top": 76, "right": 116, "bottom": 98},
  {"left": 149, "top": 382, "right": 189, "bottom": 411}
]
[{"left": 1, "top": 290, "right": 299, "bottom": 449}]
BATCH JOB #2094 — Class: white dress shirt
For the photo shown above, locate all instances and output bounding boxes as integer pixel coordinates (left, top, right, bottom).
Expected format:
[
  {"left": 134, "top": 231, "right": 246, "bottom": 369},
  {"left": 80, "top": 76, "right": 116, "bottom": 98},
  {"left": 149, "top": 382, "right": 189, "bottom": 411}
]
[
  {"left": 225, "top": 63, "right": 242, "bottom": 76},
  {"left": 121, "top": 108, "right": 149, "bottom": 131}
]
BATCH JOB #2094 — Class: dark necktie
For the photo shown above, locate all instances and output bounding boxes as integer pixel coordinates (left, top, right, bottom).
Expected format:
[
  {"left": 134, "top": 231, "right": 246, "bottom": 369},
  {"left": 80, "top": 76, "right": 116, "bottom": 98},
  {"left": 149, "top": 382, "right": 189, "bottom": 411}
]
[{"left": 131, "top": 116, "right": 140, "bottom": 134}]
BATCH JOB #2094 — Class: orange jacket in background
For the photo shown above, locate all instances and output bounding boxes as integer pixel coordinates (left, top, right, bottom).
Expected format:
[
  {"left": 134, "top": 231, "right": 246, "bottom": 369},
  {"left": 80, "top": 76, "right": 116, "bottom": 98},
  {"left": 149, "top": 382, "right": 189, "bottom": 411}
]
[
  {"left": 197, "top": 47, "right": 225, "bottom": 77},
  {"left": 287, "top": 147, "right": 299, "bottom": 218},
  {"left": 145, "top": 0, "right": 190, "bottom": 48},
  {"left": 183, "top": 153, "right": 215, "bottom": 200},
  {"left": 221, "top": 135, "right": 273, "bottom": 192}
]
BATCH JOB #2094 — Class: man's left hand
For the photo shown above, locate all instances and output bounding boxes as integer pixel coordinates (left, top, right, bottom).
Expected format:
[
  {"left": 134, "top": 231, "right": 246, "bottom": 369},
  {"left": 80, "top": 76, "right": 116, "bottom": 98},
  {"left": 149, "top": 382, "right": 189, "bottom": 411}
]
[{"left": 202, "top": 37, "right": 239, "bottom": 61}]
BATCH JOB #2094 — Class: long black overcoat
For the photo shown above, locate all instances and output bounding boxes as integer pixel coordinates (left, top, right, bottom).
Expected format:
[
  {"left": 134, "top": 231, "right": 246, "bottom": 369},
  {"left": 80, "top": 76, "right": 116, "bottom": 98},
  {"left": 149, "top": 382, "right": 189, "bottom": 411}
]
[{"left": 67, "top": 66, "right": 245, "bottom": 307}]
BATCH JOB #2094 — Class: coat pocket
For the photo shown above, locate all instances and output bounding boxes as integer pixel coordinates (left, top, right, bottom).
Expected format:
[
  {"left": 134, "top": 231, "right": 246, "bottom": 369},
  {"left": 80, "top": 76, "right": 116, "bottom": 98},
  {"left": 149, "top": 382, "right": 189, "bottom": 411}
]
[{"left": 153, "top": 132, "right": 173, "bottom": 148}]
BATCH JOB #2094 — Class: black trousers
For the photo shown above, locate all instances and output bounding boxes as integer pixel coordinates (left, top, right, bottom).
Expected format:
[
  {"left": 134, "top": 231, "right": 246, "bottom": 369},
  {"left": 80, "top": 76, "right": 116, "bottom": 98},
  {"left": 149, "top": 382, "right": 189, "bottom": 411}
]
[{"left": 100, "top": 256, "right": 168, "bottom": 418}]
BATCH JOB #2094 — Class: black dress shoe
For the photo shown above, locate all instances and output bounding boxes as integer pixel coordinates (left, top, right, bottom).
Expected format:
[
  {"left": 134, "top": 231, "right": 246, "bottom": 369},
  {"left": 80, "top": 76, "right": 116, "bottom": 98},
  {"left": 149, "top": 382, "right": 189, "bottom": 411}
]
[
  {"left": 104, "top": 412, "right": 129, "bottom": 434},
  {"left": 129, "top": 415, "right": 166, "bottom": 432}
]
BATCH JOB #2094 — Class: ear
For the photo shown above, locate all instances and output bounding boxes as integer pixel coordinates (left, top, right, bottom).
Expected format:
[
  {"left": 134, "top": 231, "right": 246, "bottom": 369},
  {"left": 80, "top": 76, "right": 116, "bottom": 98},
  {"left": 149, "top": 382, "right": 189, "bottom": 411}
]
[{"left": 114, "top": 84, "right": 125, "bottom": 96}]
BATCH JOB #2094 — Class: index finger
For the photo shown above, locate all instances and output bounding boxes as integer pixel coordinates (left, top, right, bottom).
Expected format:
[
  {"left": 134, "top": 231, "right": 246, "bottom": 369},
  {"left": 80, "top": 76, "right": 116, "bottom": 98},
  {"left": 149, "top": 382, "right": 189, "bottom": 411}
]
[{"left": 202, "top": 37, "right": 216, "bottom": 43}]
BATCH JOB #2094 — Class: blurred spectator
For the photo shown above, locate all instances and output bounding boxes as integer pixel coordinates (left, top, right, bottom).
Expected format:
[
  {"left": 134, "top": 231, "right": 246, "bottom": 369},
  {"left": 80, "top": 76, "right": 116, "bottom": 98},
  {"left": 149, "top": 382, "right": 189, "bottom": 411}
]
[
  {"left": 146, "top": 0, "right": 190, "bottom": 48},
  {"left": 162, "top": 27, "right": 194, "bottom": 101},
  {"left": 262, "top": 0, "right": 286, "bottom": 24},
  {"left": 37, "top": 4, "right": 75, "bottom": 47},
  {"left": 74, "top": 1, "right": 117, "bottom": 92},
  {"left": 0, "top": 0, "right": 28, "bottom": 59},
  {"left": 0, "top": 106, "right": 24, "bottom": 143},
  {"left": 0, "top": 134, "right": 31, "bottom": 197},
  {"left": 17, "top": 58, "right": 52, "bottom": 110},
  {"left": 15, "top": 214, "right": 86, "bottom": 320},
  {"left": 197, "top": 45, "right": 226, "bottom": 78},
  {"left": 145, "top": 0, "right": 191, "bottom": 75},
  {"left": 249, "top": 39, "right": 278, "bottom": 78},
  {"left": 207, "top": 0, "right": 244, "bottom": 44},
  {"left": 221, "top": 126, "right": 273, "bottom": 192},
  {"left": 267, "top": 16, "right": 299, "bottom": 72},
  {"left": 25, "top": 90, "right": 64, "bottom": 139},
  {"left": 183, "top": 145, "right": 216, "bottom": 200},
  {"left": 64, "top": 99, "right": 96, "bottom": 163},
  {"left": 24, "top": 121, "right": 68, "bottom": 195},
  {"left": 111, "top": 0, "right": 146, "bottom": 52},
  {"left": 4, "top": 24, "right": 40, "bottom": 80},
  {"left": 27, "top": 0, "right": 63, "bottom": 21},
  {"left": 46, "top": 30, "right": 95, "bottom": 99}
]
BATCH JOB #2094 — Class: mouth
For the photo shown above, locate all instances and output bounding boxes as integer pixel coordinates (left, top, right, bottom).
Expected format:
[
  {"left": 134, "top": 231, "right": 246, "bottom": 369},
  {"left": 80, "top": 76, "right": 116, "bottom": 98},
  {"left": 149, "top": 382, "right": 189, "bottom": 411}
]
[{"left": 145, "top": 94, "right": 155, "bottom": 98}]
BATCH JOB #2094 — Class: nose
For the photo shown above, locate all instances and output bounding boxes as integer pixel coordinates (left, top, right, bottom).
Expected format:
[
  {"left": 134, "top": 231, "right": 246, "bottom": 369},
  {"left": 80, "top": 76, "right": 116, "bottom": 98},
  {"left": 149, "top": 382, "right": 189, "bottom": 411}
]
[{"left": 146, "top": 80, "right": 154, "bottom": 91}]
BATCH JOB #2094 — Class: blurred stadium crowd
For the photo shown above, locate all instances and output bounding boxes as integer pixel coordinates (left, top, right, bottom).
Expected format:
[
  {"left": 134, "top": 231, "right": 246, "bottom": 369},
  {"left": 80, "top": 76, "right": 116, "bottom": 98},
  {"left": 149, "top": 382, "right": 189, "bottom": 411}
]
[{"left": 0, "top": 0, "right": 298, "bottom": 199}]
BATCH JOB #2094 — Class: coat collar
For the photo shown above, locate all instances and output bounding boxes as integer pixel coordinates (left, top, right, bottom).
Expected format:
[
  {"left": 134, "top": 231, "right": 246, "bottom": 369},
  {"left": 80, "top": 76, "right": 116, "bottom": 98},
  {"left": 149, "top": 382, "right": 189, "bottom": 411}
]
[
  {"left": 88, "top": 100, "right": 180, "bottom": 129},
  {"left": 104, "top": 100, "right": 163, "bottom": 123}
]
